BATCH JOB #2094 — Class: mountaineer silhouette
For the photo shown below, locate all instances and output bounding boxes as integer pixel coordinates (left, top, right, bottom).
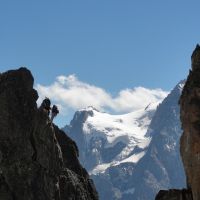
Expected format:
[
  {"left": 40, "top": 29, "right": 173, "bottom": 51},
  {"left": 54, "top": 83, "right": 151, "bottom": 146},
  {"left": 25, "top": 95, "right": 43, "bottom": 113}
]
[
  {"left": 40, "top": 97, "right": 51, "bottom": 116},
  {"left": 51, "top": 105, "right": 59, "bottom": 122}
]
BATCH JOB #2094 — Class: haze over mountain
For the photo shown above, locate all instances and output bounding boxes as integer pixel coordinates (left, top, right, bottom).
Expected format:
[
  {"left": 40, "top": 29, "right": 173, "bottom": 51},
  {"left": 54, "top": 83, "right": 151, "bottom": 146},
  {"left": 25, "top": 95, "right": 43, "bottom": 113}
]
[{"left": 63, "top": 81, "right": 186, "bottom": 200}]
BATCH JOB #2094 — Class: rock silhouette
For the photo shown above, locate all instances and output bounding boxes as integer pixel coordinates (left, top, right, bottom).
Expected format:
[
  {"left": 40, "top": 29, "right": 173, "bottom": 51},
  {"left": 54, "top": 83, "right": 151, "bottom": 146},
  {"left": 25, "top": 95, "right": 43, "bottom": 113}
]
[
  {"left": 0, "top": 68, "right": 98, "bottom": 200},
  {"left": 155, "top": 45, "right": 200, "bottom": 199},
  {"left": 179, "top": 44, "right": 200, "bottom": 200}
]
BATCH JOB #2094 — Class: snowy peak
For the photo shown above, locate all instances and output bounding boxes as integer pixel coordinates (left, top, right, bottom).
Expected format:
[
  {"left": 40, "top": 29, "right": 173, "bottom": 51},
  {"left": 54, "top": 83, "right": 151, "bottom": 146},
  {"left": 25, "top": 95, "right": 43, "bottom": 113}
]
[
  {"left": 84, "top": 106, "right": 155, "bottom": 174},
  {"left": 83, "top": 103, "right": 158, "bottom": 143},
  {"left": 79, "top": 106, "right": 100, "bottom": 113},
  {"left": 64, "top": 81, "right": 186, "bottom": 200},
  {"left": 69, "top": 106, "right": 95, "bottom": 127},
  {"left": 65, "top": 102, "right": 159, "bottom": 174}
]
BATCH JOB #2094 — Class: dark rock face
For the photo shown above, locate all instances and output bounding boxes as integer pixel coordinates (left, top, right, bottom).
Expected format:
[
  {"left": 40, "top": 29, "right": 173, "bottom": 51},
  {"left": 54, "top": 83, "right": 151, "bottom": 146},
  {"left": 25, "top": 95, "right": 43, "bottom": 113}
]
[
  {"left": 179, "top": 44, "right": 200, "bottom": 200},
  {"left": 155, "top": 45, "right": 200, "bottom": 200},
  {"left": 0, "top": 68, "right": 98, "bottom": 200},
  {"left": 54, "top": 126, "right": 98, "bottom": 200},
  {"left": 155, "top": 189, "right": 193, "bottom": 200}
]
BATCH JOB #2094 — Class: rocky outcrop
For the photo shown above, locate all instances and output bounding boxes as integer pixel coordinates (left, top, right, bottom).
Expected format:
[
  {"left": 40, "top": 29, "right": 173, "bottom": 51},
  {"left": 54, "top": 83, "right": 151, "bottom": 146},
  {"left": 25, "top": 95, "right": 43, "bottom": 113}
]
[
  {"left": 0, "top": 68, "right": 98, "bottom": 200},
  {"left": 155, "top": 189, "right": 193, "bottom": 200},
  {"left": 179, "top": 44, "right": 200, "bottom": 200},
  {"left": 155, "top": 45, "right": 200, "bottom": 200}
]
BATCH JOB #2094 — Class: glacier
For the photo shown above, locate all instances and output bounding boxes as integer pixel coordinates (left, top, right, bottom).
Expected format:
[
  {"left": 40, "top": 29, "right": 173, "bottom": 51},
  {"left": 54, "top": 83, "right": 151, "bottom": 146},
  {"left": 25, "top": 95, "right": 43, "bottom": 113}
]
[{"left": 63, "top": 81, "right": 186, "bottom": 200}]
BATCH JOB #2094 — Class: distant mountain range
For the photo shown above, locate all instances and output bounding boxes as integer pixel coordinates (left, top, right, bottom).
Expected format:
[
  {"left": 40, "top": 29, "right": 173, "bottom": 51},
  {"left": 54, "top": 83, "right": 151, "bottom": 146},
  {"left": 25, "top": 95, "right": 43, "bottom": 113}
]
[{"left": 63, "top": 81, "right": 186, "bottom": 200}]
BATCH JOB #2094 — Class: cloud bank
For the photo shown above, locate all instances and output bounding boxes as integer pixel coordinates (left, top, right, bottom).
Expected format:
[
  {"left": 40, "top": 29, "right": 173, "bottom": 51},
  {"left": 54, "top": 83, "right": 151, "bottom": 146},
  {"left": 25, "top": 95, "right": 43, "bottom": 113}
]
[{"left": 36, "top": 74, "right": 168, "bottom": 115}]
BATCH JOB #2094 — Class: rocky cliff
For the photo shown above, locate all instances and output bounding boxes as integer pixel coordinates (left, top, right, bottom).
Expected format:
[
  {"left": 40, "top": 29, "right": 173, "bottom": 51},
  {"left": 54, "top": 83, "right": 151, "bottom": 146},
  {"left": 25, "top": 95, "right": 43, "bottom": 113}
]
[
  {"left": 179, "top": 44, "right": 200, "bottom": 200},
  {"left": 155, "top": 45, "right": 200, "bottom": 200},
  {"left": 155, "top": 189, "right": 193, "bottom": 200},
  {"left": 0, "top": 68, "right": 98, "bottom": 200}
]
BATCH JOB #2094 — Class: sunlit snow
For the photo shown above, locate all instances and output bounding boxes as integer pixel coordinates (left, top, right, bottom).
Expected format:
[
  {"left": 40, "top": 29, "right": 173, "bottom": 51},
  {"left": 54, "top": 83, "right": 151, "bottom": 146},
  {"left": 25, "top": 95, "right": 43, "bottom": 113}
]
[{"left": 80, "top": 103, "right": 160, "bottom": 175}]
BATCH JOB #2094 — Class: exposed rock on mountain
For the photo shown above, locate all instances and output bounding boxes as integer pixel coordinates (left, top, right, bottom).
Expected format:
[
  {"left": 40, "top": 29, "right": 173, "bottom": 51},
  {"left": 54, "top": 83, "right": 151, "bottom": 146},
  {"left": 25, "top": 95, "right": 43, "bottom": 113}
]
[
  {"left": 180, "top": 44, "right": 200, "bottom": 200},
  {"left": 129, "top": 81, "right": 186, "bottom": 200},
  {"left": 64, "top": 81, "right": 186, "bottom": 200},
  {"left": 0, "top": 68, "right": 98, "bottom": 200},
  {"left": 64, "top": 105, "right": 156, "bottom": 172},
  {"left": 155, "top": 189, "right": 193, "bottom": 200},
  {"left": 155, "top": 45, "right": 200, "bottom": 200}
]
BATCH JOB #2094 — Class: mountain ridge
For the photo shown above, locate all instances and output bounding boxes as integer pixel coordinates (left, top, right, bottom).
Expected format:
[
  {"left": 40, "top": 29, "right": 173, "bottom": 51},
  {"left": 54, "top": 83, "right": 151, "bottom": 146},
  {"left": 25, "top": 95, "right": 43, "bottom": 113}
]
[
  {"left": 64, "top": 101, "right": 157, "bottom": 173},
  {"left": 64, "top": 81, "right": 186, "bottom": 200}
]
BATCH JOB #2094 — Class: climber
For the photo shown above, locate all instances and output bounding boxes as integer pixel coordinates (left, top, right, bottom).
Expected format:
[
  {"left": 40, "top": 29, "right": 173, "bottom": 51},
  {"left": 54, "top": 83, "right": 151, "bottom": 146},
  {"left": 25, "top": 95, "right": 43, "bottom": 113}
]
[
  {"left": 40, "top": 97, "right": 51, "bottom": 116},
  {"left": 51, "top": 105, "right": 59, "bottom": 122}
]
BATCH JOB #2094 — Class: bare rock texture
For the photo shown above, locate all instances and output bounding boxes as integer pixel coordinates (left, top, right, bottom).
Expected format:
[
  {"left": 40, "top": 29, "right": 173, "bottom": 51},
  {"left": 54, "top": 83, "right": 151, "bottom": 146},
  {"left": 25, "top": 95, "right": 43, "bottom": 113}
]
[
  {"left": 155, "top": 45, "right": 200, "bottom": 200},
  {"left": 0, "top": 68, "right": 98, "bottom": 200},
  {"left": 179, "top": 44, "right": 200, "bottom": 200}
]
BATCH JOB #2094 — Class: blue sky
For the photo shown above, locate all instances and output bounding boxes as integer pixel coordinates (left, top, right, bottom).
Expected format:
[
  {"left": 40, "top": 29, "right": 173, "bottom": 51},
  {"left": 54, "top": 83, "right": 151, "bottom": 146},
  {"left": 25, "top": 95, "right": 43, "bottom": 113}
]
[{"left": 0, "top": 1, "right": 200, "bottom": 126}]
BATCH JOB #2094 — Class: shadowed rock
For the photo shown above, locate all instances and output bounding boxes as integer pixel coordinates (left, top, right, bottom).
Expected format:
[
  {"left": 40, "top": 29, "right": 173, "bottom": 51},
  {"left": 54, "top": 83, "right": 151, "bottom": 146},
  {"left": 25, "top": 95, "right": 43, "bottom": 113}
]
[
  {"left": 155, "top": 189, "right": 193, "bottom": 200},
  {"left": 179, "top": 44, "right": 200, "bottom": 200},
  {"left": 155, "top": 44, "right": 200, "bottom": 200},
  {"left": 0, "top": 67, "right": 98, "bottom": 200},
  {"left": 191, "top": 44, "right": 200, "bottom": 71}
]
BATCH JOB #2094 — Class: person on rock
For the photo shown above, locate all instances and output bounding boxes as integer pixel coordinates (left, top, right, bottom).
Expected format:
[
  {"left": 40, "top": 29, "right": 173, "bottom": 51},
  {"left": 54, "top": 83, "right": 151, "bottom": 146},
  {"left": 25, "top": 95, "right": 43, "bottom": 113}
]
[
  {"left": 51, "top": 105, "right": 59, "bottom": 122},
  {"left": 40, "top": 97, "right": 51, "bottom": 116}
]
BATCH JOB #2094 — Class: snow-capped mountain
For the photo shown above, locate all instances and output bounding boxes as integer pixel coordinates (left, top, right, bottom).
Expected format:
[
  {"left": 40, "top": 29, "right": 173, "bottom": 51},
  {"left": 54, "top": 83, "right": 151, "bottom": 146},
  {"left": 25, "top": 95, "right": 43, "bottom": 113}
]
[
  {"left": 64, "top": 103, "right": 157, "bottom": 173},
  {"left": 63, "top": 81, "right": 186, "bottom": 200},
  {"left": 126, "top": 81, "right": 186, "bottom": 200}
]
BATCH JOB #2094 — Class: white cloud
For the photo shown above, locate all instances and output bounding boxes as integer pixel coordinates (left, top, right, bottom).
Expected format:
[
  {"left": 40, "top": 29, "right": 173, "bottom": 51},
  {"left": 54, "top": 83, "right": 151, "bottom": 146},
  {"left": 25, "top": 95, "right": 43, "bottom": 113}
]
[{"left": 36, "top": 74, "right": 168, "bottom": 115}]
